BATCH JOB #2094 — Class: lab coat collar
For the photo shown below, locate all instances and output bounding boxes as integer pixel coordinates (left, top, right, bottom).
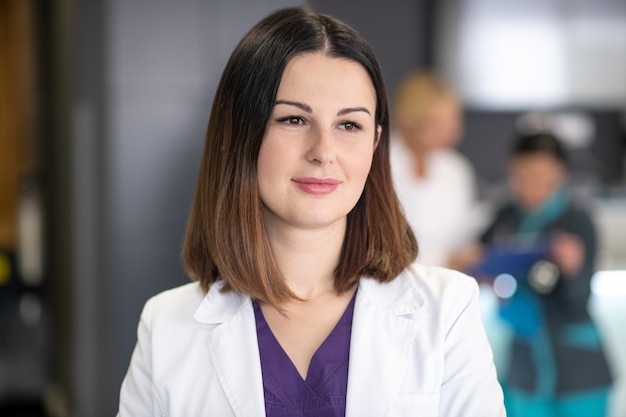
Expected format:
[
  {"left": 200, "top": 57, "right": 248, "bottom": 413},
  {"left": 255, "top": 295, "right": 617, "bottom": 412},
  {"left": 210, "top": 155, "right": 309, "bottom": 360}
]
[
  {"left": 195, "top": 280, "right": 265, "bottom": 417},
  {"left": 356, "top": 267, "right": 426, "bottom": 315},
  {"left": 193, "top": 279, "right": 250, "bottom": 324}
]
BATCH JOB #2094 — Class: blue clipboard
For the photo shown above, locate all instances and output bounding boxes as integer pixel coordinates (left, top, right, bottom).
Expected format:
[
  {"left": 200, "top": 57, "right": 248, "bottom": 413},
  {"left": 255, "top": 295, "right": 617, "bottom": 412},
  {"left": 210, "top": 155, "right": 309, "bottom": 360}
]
[{"left": 469, "top": 240, "right": 550, "bottom": 281}]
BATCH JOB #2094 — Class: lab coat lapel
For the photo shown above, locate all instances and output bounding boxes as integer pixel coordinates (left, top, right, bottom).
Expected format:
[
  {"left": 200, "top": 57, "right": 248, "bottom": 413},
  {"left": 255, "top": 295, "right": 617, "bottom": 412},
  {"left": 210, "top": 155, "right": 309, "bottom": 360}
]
[
  {"left": 345, "top": 273, "right": 424, "bottom": 417},
  {"left": 195, "top": 282, "right": 265, "bottom": 417}
]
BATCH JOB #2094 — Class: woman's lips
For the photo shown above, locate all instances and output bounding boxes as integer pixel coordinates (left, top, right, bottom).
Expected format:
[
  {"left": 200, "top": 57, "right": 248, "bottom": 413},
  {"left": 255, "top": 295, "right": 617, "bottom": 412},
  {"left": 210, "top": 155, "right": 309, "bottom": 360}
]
[{"left": 293, "top": 177, "right": 340, "bottom": 195}]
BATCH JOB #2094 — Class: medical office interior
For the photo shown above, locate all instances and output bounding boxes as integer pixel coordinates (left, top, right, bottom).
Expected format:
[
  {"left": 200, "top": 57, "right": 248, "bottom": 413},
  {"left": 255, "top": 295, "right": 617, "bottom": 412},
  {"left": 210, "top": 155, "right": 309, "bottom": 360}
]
[{"left": 0, "top": 0, "right": 625, "bottom": 416}]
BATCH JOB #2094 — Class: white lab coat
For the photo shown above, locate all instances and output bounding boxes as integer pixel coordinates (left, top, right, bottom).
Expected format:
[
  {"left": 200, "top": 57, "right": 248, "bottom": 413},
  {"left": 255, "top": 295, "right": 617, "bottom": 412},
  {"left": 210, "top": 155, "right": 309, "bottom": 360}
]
[
  {"left": 117, "top": 263, "right": 506, "bottom": 416},
  {"left": 390, "top": 139, "right": 484, "bottom": 267}
]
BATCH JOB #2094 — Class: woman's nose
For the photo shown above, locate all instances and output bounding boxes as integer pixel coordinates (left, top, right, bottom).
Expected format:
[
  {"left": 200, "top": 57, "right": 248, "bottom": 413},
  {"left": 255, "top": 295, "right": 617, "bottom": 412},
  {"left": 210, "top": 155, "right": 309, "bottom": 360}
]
[{"left": 306, "top": 128, "right": 336, "bottom": 164}]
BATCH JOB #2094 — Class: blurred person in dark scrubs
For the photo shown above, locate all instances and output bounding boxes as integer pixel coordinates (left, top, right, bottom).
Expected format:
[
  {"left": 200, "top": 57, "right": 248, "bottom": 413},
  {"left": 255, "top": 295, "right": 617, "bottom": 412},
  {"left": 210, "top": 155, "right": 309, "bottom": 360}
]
[{"left": 451, "top": 132, "right": 614, "bottom": 417}]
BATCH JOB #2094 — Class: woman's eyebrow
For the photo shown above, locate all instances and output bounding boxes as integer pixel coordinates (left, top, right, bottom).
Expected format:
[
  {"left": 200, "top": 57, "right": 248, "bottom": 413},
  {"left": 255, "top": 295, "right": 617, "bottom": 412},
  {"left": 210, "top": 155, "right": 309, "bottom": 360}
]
[
  {"left": 337, "top": 107, "right": 371, "bottom": 116},
  {"left": 275, "top": 100, "right": 372, "bottom": 117},
  {"left": 275, "top": 100, "right": 312, "bottom": 113}
]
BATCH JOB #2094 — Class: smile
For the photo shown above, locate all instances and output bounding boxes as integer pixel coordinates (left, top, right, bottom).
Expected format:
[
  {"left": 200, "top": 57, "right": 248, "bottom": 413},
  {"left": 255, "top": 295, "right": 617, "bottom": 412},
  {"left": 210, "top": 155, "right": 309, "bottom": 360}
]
[{"left": 292, "top": 177, "right": 340, "bottom": 195}]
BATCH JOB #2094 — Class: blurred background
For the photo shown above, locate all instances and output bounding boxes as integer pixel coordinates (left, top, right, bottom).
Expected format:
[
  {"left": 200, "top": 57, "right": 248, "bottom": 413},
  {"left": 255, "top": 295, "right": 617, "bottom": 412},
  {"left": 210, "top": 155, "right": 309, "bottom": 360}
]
[{"left": 0, "top": 0, "right": 624, "bottom": 416}]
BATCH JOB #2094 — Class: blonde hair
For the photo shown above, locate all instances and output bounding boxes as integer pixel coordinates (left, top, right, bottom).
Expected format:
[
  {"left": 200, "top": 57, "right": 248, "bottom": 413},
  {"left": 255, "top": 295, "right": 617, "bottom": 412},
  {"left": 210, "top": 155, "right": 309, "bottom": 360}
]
[{"left": 393, "top": 71, "right": 457, "bottom": 126}]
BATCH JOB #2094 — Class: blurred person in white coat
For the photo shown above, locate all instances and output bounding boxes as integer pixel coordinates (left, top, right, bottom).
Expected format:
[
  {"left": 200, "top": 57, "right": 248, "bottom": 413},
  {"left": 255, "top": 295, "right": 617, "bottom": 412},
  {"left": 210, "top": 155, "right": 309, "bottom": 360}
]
[
  {"left": 391, "top": 71, "right": 483, "bottom": 267},
  {"left": 117, "top": 7, "right": 505, "bottom": 417}
]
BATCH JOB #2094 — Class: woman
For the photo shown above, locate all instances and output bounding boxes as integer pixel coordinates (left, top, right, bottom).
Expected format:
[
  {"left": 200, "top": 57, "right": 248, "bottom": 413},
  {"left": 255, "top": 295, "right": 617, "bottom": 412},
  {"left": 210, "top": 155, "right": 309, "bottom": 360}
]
[
  {"left": 453, "top": 132, "right": 613, "bottom": 417},
  {"left": 117, "top": 7, "right": 505, "bottom": 417},
  {"left": 390, "top": 71, "right": 480, "bottom": 267}
]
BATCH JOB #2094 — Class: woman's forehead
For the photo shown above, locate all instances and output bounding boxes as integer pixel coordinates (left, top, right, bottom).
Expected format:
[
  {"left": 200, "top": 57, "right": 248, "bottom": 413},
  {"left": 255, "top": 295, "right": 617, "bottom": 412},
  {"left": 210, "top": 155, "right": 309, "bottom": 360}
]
[{"left": 276, "top": 53, "right": 376, "bottom": 106}]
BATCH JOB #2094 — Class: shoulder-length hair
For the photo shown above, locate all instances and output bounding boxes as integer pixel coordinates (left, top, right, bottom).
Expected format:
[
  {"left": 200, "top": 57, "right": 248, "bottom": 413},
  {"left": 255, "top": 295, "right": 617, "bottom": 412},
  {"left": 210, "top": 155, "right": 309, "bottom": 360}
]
[{"left": 183, "top": 6, "right": 417, "bottom": 306}]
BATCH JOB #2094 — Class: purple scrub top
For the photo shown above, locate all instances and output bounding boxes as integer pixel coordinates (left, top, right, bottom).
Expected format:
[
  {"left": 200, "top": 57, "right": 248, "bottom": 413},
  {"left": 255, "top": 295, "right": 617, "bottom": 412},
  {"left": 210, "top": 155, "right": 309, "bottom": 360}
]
[{"left": 252, "top": 292, "right": 356, "bottom": 417}]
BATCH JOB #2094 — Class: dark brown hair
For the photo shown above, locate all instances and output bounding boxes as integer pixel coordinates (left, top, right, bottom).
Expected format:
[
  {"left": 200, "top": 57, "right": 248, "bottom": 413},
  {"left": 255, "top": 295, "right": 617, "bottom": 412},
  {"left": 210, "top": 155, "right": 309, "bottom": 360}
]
[
  {"left": 183, "top": 6, "right": 417, "bottom": 307},
  {"left": 510, "top": 132, "right": 569, "bottom": 167}
]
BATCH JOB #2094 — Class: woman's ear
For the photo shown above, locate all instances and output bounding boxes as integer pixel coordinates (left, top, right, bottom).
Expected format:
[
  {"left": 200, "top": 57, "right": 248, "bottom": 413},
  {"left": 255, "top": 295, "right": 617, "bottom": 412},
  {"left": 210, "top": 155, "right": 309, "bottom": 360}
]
[{"left": 374, "top": 125, "right": 382, "bottom": 150}]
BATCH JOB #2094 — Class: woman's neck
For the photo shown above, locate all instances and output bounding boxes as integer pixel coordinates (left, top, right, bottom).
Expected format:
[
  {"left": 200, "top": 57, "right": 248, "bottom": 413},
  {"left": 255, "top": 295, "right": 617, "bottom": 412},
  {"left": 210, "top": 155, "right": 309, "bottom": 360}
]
[{"left": 265, "top": 220, "right": 346, "bottom": 301}]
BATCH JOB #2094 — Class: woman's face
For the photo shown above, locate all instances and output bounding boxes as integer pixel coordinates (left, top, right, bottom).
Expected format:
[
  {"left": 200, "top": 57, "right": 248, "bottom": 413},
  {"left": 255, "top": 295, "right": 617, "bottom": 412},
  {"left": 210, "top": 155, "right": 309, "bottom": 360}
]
[
  {"left": 257, "top": 52, "right": 380, "bottom": 233},
  {"left": 508, "top": 153, "right": 566, "bottom": 211}
]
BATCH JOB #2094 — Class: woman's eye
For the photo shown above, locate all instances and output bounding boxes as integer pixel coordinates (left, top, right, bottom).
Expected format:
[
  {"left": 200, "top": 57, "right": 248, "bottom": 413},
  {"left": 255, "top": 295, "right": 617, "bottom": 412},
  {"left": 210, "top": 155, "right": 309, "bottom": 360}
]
[
  {"left": 340, "top": 121, "right": 361, "bottom": 132},
  {"left": 276, "top": 116, "right": 304, "bottom": 126},
  {"left": 288, "top": 117, "right": 302, "bottom": 125}
]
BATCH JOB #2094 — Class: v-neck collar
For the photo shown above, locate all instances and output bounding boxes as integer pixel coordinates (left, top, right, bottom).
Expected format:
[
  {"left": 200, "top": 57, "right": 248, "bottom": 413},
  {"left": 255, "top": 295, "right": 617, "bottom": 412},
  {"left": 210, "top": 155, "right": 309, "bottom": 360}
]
[{"left": 252, "top": 291, "right": 356, "bottom": 402}]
